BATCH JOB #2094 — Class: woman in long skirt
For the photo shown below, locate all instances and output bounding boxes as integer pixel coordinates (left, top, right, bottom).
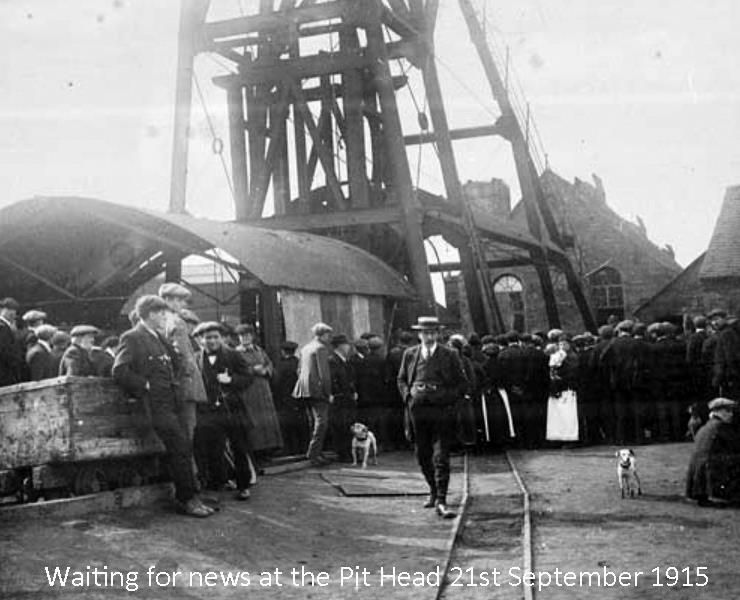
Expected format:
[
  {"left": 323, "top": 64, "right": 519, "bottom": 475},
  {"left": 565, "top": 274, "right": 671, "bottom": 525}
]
[{"left": 235, "top": 324, "right": 284, "bottom": 454}]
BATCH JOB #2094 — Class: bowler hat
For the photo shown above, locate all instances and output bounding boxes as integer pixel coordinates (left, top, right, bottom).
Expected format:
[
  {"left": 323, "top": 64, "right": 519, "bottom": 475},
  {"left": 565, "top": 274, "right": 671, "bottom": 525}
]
[
  {"left": 331, "top": 334, "right": 350, "bottom": 346},
  {"left": 158, "top": 283, "right": 191, "bottom": 299},
  {"left": 281, "top": 341, "right": 298, "bottom": 352},
  {"left": 411, "top": 316, "right": 444, "bottom": 331}
]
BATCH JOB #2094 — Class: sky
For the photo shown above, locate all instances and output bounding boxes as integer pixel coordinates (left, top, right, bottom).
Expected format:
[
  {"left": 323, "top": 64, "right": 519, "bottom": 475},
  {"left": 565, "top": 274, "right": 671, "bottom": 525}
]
[{"left": 1, "top": 0, "right": 739, "bottom": 269}]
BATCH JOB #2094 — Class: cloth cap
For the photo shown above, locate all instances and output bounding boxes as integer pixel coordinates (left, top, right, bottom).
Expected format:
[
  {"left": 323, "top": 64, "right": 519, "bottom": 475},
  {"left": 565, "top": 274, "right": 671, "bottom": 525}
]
[
  {"left": 616, "top": 319, "right": 634, "bottom": 333},
  {"left": 693, "top": 316, "right": 708, "bottom": 328},
  {"left": 35, "top": 324, "right": 57, "bottom": 341},
  {"left": 71, "top": 325, "right": 99, "bottom": 337},
  {"left": 135, "top": 295, "right": 169, "bottom": 319},
  {"left": 281, "top": 341, "right": 298, "bottom": 352},
  {"left": 158, "top": 283, "right": 191, "bottom": 299},
  {"left": 398, "top": 331, "right": 415, "bottom": 344},
  {"left": 235, "top": 323, "right": 256, "bottom": 336},
  {"left": 547, "top": 328, "right": 563, "bottom": 342},
  {"left": 708, "top": 308, "right": 728, "bottom": 319},
  {"left": 354, "top": 338, "right": 369, "bottom": 351},
  {"left": 411, "top": 316, "right": 444, "bottom": 331},
  {"left": 0, "top": 297, "right": 19, "bottom": 310},
  {"left": 193, "top": 321, "right": 223, "bottom": 337},
  {"left": 480, "top": 334, "right": 496, "bottom": 345},
  {"left": 311, "top": 322, "right": 333, "bottom": 336},
  {"left": 51, "top": 331, "right": 71, "bottom": 345},
  {"left": 708, "top": 398, "right": 737, "bottom": 411},
  {"left": 367, "top": 336, "right": 384, "bottom": 350},
  {"left": 597, "top": 325, "right": 614, "bottom": 339},
  {"left": 504, "top": 330, "right": 520, "bottom": 344},
  {"left": 633, "top": 323, "right": 647, "bottom": 336},
  {"left": 22, "top": 309, "right": 47, "bottom": 323}
]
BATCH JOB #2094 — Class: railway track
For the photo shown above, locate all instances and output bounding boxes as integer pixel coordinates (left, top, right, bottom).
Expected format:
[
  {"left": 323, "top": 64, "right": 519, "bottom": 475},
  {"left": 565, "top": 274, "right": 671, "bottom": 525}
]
[{"left": 438, "top": 451, "right": 534, "bottom": 600}]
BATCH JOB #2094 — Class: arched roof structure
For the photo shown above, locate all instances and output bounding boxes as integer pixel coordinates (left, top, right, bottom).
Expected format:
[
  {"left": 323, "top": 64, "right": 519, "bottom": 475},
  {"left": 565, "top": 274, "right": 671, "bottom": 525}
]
[{"left": 0, "top": 196, "right": 413, "bottom": 323}]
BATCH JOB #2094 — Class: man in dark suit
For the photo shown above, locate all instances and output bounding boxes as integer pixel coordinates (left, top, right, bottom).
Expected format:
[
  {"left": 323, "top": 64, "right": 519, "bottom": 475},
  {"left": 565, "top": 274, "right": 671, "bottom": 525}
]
[
  {"left": 600, "top": 320, "right": 640, "bottom": 444},
  {"left": 113, "top": 295, "right": 212, "bottom": 518},
  {"left": 26, "top": 324, "right": 58, "bottom": 381},
  {"left": 651, "top": 322, "right": 688, "bottom": 441},
  {"left": 496, "top": 332, "right": 529, "bottom": 446},
  {"left": 328, "top": 334, "right": 357, "bottom": 462},
  {"left": 0, "top": 297, "right": 25, "bottom": 387},
  {"left": 272, "top": 341, "right": 307, "bottom": 456},
  {"left": 397, "top": 316, "right": 467, "bottom": 519},
  {"left": 59, "top": 325, "right": 99, "bottom": 377},
  {"left": 91, "top": 336, "right": 118, "bottom": 378},
  {"left": 293, "top": 322, "right": 334, "bottom": 465},
  {"left": 194, "top": 321, "right": 256, "bottom": 501},
  {"left": 686, "top": 316, "right": 710, "bottom": 401}
]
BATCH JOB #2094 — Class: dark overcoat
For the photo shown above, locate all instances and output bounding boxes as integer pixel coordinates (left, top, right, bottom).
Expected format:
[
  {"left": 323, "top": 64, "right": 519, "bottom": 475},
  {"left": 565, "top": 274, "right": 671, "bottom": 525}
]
[{"left": 686, "top": 416, "right": 740, "bottom": 500}]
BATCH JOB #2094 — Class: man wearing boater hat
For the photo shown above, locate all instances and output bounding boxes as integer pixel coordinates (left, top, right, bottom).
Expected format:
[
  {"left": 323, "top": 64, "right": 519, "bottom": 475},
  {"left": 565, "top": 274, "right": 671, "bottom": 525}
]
[{"left": 397, "top": 316, "right": 467, "bottom": 518}]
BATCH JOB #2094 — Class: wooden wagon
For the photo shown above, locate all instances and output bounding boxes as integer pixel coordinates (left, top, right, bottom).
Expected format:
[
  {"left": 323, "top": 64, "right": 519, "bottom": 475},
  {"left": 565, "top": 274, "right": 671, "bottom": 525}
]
[{"left": 0, "top": 376, "right": 164, "bottom": 499}]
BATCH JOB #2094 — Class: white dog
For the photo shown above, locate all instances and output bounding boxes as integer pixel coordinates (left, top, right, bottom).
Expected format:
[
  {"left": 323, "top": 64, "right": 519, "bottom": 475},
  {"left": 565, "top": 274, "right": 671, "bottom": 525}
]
[
  {"left": 615, "top": 448, "right": 642, "bottom": 498},
  {"left": 350, "top": 422, "right": 378, "bottom": 469}
]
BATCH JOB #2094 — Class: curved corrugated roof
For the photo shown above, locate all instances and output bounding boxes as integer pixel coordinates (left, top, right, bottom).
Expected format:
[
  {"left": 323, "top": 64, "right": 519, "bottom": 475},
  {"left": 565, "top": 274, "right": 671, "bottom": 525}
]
[
  {"left": 158, "top": 211, "right": 413, "bottom": 297},
  {"left": 0, "top": 196, "right": 413, "bottom": 308},
  {"left": 700, "top": 185, "right": 740, "bottom": 280}
]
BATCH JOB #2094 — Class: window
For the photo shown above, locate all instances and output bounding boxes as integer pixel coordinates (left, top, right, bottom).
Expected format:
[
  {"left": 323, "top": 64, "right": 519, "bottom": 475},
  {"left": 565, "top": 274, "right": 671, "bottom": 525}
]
[
  {"left": 589, "top": 266, "right": 624, "bottom": 324},
  {"left": 494, "top": 275, "right": 526, "bottom": 332}
]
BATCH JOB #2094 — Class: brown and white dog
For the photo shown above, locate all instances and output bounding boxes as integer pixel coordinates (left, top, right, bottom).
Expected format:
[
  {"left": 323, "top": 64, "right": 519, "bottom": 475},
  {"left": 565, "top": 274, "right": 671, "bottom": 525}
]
[
  {"left": 350, "top": 422, "right": 378, "bottom": 469},
  {"left": 615, "top": 448, "right": 642, "bottom": 498}
]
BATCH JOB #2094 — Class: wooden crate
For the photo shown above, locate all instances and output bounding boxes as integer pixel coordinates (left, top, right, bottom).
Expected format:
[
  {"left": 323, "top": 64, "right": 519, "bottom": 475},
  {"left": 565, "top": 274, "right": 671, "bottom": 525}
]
[{"left": 0, "top": 377, "right": 163, "bottom": 470}]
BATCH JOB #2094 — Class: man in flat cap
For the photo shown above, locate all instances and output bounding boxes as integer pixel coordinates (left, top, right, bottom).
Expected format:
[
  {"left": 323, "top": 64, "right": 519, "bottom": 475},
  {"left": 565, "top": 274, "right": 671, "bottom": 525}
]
[
  {"left": 26, "top": 324, "right": 58, "bottom": 381},
  {"left": 49, "top": 330, "right": 71, "bottom": 376},
  {"left": 114, "top": 295, "right": 212, "bottom": 518},
  {"left": 20, "top": 309, "right": 48, "bottom": 350},
  {"left": 293, "top": 322, "right": 334, "bottom": 465},
  {"left": 194, "top": 321, "right": 256, "bottom": 500},
  {"left": 328, "top": 334, "right": 357, "bottom": 462},
  {"left": 599, "top": 319, "right": 644, "bottom": 444},
  {"left": 0, "top": 297, "right": 26, "bottom": 386},
  {"left": 651, "top": 322, "right": 688, "bottom": 441},
  {"left": 159, "top": 283, "right": 207, "bottom": 448},
  {"left": 686, "top": 398, "right": 740, "bottom": 507},
  {"left": 59, "top": 325, "right": 100, "bottom": 377},
  {"left": 397, "top": 316, "right": 467, "bottom": 518}
]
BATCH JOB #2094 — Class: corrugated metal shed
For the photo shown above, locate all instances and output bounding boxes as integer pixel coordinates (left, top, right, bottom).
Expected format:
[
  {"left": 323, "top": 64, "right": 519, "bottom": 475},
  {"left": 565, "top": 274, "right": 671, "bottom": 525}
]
[
  {"left": 700, "top": 185, "right": 740, "bottom": 280},
  {"left": 0, "top": 196, "right": 414, "bottom": 308}
]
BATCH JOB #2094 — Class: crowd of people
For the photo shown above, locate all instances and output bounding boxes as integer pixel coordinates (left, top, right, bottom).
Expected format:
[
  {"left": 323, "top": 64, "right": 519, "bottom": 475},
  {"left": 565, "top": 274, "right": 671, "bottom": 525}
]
[{"left": 2, "top": 291, "right": 740, "bottom": 513}]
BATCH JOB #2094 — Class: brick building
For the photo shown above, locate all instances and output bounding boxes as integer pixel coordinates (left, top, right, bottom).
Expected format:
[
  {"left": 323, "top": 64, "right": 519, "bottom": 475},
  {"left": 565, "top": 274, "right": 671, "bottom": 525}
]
[
  {"left": 445, "top": 171, "right": 682, "bottom": 333},
  {"left": 636, "top": 184, "right": 740, "bottom": 321}
]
